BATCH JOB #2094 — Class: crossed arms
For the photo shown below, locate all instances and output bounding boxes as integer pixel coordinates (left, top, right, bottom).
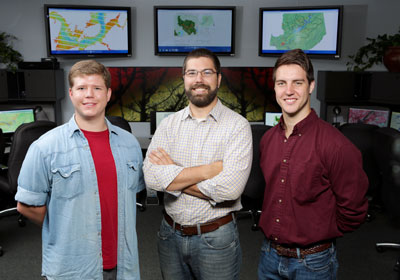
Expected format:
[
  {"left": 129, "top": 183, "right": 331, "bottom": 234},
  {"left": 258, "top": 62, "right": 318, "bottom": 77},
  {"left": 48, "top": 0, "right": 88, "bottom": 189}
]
[{"left": 148, "top": 147, "right": 222, "bottom": 199}]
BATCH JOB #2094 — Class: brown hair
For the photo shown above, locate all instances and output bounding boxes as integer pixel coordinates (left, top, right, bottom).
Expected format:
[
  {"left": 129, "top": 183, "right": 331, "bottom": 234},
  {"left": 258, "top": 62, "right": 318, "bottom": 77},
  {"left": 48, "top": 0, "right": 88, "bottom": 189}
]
[
  {"left": 182, "top": 48, "right": 221, "bottom": 75},
  {"left": 273, "top": 49, "right": 314, "bottom": 84},
  {"left": 68, "top": 60, "right": 111, "bottom": 88}
]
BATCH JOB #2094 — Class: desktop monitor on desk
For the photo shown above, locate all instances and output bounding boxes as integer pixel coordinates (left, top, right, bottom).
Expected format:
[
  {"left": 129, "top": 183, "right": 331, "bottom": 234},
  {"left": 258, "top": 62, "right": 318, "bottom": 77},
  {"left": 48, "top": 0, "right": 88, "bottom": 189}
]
[
  {"left": 150, "top": 111, "right": 175, "bottom": 135},
  {"left": 265, "top": 112, "right": 282, "bottom": 126},
  {"left": 0, "top": 108, "right": 36, "bottom": 141}
]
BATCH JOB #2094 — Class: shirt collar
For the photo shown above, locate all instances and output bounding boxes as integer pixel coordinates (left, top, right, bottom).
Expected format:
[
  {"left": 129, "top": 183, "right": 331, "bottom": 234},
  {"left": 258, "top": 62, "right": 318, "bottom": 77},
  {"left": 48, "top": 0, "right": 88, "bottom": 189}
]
[
  {"left": 66, "top": 115, "right": 117, "bottom": 138},
  {"left": 278, "top": 109, "right": 318, "bottom": 135},
  {"left": 181, "top": 98, "right": 222, "bottom": 122},
  {"left": 66, "top": 115, "right": 81, "bottom": 138}
]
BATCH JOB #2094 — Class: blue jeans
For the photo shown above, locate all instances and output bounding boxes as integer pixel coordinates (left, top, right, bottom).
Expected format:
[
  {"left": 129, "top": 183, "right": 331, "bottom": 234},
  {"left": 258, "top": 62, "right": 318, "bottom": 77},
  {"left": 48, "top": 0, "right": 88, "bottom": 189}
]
[
  {"left": 258, "top": 239, "right": 338, "bottom": 280},
  {"left": 157, "top": 217, "right": 242, "bottom": 280}
]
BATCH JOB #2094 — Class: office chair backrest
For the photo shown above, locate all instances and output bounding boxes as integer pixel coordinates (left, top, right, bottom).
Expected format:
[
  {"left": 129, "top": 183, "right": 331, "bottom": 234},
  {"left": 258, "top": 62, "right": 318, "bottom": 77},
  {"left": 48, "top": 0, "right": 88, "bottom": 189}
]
[
  {"left": 339, "top": 123, "right": 381, "bottom": 196},
  {"left": 242, "top": 124, "right": 271, "bottom": 201},
  {"left": 0, "top": 128, "right": 4, "bottom": 164},
  {"left": 6, "top": 121, "right": 57, "bottom": 194},
  {"left": 107, "top": 116, "right": 132, "bottom": 133},
  {"left": 373, "top": 127, "right": 400, "bottom": 217}
]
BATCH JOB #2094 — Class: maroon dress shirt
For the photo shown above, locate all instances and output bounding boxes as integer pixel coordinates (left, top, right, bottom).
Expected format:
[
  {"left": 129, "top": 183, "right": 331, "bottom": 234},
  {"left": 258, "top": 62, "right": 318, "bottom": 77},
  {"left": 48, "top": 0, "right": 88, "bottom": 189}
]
[{"left": 259, "top": 110, "right": 368, "bottom": 247}]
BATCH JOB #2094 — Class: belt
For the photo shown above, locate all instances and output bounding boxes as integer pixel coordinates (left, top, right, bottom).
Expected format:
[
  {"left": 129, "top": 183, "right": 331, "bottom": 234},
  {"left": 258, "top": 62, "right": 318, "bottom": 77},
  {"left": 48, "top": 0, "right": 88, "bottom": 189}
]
[
  {"left": 164, "top": 212, "right": 234, "bottom": 236},
  {"left": 270, "top": 240, "right": 333, "bottom": 259}
]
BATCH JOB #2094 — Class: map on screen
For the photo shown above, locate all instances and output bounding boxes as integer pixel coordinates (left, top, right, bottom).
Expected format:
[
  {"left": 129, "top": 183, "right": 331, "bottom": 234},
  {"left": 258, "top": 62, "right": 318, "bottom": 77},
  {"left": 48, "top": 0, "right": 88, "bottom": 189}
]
[
  {"left": 48, "top": 8, "right": 129, "bottom": 54},
  {"left": 260, "top": 7, "right": 341, "bottom": 56},
  {"left": 0, "top": 109, "right": 35, "bottom": 134},
  {"left": 270, "top": 13, "right": 327, "bottom": 51},
  {"left": 156, "top": 8, "right": 233, "bottom": 53}
]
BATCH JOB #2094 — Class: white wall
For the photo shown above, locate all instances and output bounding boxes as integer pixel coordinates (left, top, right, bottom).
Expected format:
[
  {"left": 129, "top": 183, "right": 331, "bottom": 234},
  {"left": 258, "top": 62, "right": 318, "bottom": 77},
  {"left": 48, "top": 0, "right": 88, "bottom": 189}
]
[{"left": 1, "top": 0, "right": 400, "bottom": 138}]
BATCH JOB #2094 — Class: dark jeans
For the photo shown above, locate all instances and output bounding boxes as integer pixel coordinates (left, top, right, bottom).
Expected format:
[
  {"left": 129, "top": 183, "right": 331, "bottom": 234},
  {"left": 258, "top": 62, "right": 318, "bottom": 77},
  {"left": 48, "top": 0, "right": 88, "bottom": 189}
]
[
  {"left": 258, "top": 239, "right": 338, "bottom": 280},
  {"left": 158, "top": 217, "right": 242, "bottom": 280}
]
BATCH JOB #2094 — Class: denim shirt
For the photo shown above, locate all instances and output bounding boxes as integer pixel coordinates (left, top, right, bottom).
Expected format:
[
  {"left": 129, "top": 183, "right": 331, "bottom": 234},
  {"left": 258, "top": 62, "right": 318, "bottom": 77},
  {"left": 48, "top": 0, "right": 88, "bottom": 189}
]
[{"left": 15, "top": 116, "right": 145, "bottom": 280}]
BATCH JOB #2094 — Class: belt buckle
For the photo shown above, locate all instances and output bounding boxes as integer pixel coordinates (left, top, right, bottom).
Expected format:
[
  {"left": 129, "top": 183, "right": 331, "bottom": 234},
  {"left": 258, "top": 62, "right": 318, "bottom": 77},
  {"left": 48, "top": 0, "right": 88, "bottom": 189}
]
[
  {"left": 180, "top": 224, "right": 193, "bottom": 236},
  {"left": 280, "top": 247, "right": 293, "bottom": 257}
]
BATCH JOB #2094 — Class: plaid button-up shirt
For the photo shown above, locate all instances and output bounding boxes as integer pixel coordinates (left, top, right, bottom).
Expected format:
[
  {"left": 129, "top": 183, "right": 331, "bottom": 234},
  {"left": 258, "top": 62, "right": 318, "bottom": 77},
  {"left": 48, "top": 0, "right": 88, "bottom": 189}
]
[{"left": 143, "top": 99, "right": 252, "bottom": 225}]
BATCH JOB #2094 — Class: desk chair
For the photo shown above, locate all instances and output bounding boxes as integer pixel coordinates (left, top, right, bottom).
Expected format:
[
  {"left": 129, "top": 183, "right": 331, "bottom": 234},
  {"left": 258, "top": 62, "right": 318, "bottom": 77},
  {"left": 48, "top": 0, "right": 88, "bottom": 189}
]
[
  {"left": 240, "top": 124, "right": 271, "bottom": 230},
  {"left": 339, "top": 123, "right": 381, "bottom": 221},
  {"left": 0, "top": 121, "right": 56, "bottom": 256},
  {"left": 107, "top": 115, "right": 132, "bottom": 133},
  {"left": 373, "top": 127, "right": 400, "bottom": 272},
  {"left": 106, "top": 115, "right": 146, "bottom": 211}
]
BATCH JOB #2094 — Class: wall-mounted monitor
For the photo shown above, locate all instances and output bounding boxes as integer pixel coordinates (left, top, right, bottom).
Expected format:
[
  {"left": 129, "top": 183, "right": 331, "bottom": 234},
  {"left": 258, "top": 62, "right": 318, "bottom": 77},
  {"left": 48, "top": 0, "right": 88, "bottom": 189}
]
[
  {"left": 0, "top": 108, "right": 36, "bottom": 135},
  {"left": 44, "top": 4, "right": 132, "bottom": 58},
  {"left": 259, "top": 6, "right": 343, "bottom": 59},
  {"left": 150, "top": 111, "right": 175, "bottom": 135},
  {"left": 154, "top": 6, "right": 235, "bottom": 56},
  {"left": 265, "top": 112, "right": 282, "bottom": 126}
]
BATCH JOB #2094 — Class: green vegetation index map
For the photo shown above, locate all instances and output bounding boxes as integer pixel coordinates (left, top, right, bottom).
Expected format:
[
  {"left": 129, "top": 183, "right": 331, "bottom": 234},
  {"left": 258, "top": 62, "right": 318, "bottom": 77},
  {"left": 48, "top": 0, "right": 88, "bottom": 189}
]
[{"left": 270, "top": 13, "right": 326, "bottom": 50}]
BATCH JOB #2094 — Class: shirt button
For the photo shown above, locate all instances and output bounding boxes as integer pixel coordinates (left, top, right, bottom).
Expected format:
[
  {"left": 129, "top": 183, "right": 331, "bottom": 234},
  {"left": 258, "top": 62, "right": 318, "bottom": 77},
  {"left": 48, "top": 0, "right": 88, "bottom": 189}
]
[
  {"left": 276, "top": 218, "right": 280, "bottom": 223},
  {"left": 278, "top": 199, "right": 282, "bottom": 203},
  {"left": 284, "top": 139, "right": 287, "bottom": 143},
  {"left": 281, "top": 179, "right": 285, "bottom": 183},
  {"left": 283, "top": 159, "right": 287, "bottom": 163},
  {"left": 299, "top": 133, "right": 302, "bottom": 137},
  {"left": 274, "top": 237, "right": 278, "bottom": 241}
]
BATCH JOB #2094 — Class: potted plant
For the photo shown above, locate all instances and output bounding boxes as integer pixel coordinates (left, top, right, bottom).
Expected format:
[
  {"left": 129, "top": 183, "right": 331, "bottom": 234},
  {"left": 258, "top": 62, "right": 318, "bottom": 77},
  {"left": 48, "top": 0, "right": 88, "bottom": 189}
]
[
  {"left": 0, "top": 31, "right": 23, "bottom": 72},
  {"left": 347, "top": 27, "right": 400, "bottom": 72}
]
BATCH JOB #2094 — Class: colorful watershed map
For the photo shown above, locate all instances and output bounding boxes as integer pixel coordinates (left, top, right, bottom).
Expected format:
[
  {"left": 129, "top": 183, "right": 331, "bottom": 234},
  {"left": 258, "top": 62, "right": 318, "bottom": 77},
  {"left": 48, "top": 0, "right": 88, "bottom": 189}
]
[
  {"left": 49, "top": 9, "right": 127, "bottom": 52},
  {"left": 174, "top": 14, "right": 214, "bottom": 37},
  {"left": 270, "top": 12, "right": 326, "bottom": 50}
]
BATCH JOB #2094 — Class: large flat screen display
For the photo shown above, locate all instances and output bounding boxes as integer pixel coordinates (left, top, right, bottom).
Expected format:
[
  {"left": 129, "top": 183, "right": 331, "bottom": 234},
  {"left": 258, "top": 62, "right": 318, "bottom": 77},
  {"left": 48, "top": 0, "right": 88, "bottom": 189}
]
[
  {"left": 259, "top": 6, "right": 343, "bottom": 59},
  {"left": 0, "top": 108, "right": 35, "bottom": 134},
  {"left": 154, "top": 6, "right": 236, "bottom": 56},
  {"left": 44, "top": 4, "right": 132, "bottom": 58}
]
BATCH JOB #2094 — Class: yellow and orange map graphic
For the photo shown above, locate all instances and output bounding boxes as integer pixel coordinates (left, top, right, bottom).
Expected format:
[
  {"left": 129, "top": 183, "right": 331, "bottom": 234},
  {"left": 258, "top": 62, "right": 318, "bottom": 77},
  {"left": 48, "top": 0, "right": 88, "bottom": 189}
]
[{"left": 49, "top": 11, "right": 126, "bottom": 51}]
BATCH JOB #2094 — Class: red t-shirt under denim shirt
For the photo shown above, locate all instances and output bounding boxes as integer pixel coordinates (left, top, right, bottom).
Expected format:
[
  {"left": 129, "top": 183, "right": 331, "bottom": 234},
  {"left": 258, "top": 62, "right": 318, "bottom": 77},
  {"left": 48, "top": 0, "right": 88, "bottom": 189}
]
[
  {"left": 258, "top": 109, "right": 368, "bottom": 247},
  {"left": 82, "top": 129, "right": 118, "bottom": 269}
]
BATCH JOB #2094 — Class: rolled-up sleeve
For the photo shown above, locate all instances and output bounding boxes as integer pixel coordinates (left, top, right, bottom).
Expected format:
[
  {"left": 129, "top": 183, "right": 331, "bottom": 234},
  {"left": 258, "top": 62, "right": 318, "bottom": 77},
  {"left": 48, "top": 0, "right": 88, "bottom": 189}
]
[
  {"left": 143, "top": 123, "right": 184, "bottom": 197},
  {"left": 197, "top": 121, "right": 252, "bottom": 203},
  {"left": 15, "top": 143, "right": 49, "bottom": 206}
]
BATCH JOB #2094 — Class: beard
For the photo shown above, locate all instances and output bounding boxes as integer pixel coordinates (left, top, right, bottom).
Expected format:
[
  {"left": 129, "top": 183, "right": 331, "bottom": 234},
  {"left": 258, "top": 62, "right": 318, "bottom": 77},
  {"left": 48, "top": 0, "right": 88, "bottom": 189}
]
[{"left": 185, "top": 83, "right": 218, "bottom": 108}]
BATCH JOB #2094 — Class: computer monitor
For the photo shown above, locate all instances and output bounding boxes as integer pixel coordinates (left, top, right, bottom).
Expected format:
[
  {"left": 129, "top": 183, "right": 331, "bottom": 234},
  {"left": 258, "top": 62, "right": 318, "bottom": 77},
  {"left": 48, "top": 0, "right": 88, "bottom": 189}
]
[
  {"left": 154, "top": 6, "right": 236, "bottom": 56},
  {"left": 0, "top": 108, "right": 36, "bottom": 135},
  {"left": 265, "top": 112, "right": 282, "bottom": 126},
  {"left": 348, "top": 107, "right": 390, "bottom": 128},
  {"left": 259, "top": 5, "right": 343, "bottom": 59},
  {"left": 44, "top": 4, "right": 132, "bottom": 58},
  {"left": 150, "top": 111, "right": 175, "bottom": 135}
]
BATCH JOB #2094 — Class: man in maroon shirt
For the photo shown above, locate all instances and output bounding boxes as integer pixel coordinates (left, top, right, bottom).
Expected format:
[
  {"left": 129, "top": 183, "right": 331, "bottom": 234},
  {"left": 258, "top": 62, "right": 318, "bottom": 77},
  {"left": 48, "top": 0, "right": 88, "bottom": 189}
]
[{"left": 258, "top": 49, "right": 368, "bottom": 280}]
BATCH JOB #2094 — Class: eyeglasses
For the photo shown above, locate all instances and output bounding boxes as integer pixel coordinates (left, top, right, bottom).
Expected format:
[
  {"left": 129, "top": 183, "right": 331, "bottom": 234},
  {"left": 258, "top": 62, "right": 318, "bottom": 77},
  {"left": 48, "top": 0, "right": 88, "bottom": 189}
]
[{"left": 184, "top": 69, "right": 217, "bottom": 78}]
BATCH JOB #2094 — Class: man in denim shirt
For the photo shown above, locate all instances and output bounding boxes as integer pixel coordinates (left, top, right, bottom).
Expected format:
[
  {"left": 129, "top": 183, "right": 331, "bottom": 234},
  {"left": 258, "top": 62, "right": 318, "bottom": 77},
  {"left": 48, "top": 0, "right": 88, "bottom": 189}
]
[{"left": 15, "top": 60, "right": 145, "bottom": 280}]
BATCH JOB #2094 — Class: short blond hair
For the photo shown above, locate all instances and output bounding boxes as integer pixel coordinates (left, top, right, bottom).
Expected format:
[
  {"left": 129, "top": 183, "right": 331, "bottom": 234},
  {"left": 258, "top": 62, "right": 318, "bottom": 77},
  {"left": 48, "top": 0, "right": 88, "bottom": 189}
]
[{"left": 68, "top": 60, "right": 111, "bottom": 88}]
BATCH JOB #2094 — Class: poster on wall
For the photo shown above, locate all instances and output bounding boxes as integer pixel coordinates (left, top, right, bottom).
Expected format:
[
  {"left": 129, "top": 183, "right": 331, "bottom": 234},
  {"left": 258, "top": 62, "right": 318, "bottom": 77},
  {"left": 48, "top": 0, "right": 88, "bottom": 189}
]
[{"left": 106, "top": 67, "right": 278, "bottom": 122}]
